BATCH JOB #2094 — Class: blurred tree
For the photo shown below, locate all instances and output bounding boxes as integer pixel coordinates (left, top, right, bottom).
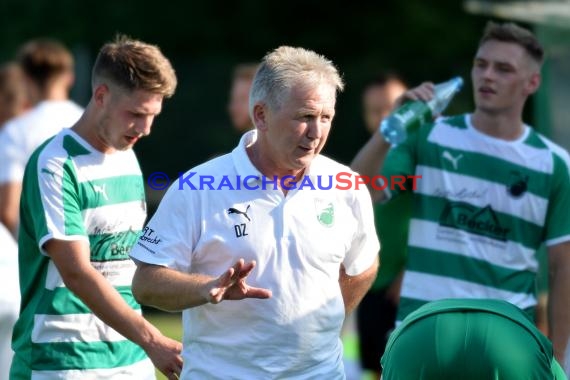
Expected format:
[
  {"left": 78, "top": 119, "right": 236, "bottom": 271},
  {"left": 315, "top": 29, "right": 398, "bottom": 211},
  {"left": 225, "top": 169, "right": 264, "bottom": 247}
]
[{"left": 0, "top": 0, "right": 488, "bottom": 210}]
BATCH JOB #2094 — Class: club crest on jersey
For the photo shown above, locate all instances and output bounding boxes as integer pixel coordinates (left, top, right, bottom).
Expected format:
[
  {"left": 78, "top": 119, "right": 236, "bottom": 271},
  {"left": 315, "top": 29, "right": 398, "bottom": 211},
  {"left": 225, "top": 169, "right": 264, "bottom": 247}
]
[
  {"left": 507, "top": 171, "right": 528, "bottom": 198},
  {"left": 315, "top": 199, "right": 334, "bottom": 227}
]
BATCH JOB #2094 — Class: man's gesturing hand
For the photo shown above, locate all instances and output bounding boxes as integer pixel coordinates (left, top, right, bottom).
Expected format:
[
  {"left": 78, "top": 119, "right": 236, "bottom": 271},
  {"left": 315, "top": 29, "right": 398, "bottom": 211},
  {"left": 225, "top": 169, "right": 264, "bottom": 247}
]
[{"left": 207, "top": 259, "right": 272, "bottom": 304}]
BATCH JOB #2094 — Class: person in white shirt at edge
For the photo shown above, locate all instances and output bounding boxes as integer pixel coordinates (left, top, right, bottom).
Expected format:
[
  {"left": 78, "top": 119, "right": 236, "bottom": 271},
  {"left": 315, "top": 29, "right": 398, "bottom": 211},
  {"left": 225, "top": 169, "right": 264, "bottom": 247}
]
[
  {"left": 0, "top": 38, "right": 84, "bottom": 238},
  {"left": 0, "top": 62, "right": 30, "bottom": 380},
  {"left": 130, "top": 46, "right": 380, "bottom": 379}
]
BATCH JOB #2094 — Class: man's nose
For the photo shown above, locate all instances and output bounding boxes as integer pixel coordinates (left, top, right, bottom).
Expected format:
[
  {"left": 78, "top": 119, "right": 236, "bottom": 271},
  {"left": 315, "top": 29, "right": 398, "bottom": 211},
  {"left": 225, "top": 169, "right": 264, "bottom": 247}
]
[
  {"left": 135, "top": 116, "right": 153, "bottom": 136},
  {"left": 307, "top": 119, "right": 323, "bottom": 140}
]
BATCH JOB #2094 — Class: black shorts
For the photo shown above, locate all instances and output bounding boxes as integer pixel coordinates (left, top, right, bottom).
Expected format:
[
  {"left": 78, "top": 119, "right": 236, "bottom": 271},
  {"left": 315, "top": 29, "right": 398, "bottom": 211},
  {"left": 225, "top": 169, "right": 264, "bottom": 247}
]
[{"left": 356, "top": 288, "right": 397, "bottom": 372}]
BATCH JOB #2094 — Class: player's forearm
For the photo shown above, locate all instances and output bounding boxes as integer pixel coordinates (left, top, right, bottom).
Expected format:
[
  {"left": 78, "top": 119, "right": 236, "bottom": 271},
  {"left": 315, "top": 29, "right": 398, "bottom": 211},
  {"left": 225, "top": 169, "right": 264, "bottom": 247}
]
[
  {"left": 338, "top": 257, "right": 379, "bottom": 315},
  {"left": 548, "top": 242, "right": 570, "bottom": 366},
  {"left": 0, "top": 182, "right": 21, "bottom": 238},
  {"left": 132, "top": 262, "right": 214, "bottom": 311},
  {"left": 62, "top": 264, "right": 164, "bottom": 350},
  {"left": 548, "top": 267, "right": 570, "bottom": 364},
  {"left": 45, "top": 239, "right": 161, "bottom": 349},
  {"left": 350, "top": 132, "right": 391, "bottom": 202}
]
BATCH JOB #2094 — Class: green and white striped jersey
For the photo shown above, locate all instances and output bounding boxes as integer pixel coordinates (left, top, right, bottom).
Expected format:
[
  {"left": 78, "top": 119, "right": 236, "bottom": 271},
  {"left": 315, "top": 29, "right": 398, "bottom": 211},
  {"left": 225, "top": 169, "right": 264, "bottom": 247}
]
[
  {"left": 382, "top": 114, "right": 570, "bottom": 322},
  {"left": 11, "top": 129, "right": 154, "bottom": 379}
]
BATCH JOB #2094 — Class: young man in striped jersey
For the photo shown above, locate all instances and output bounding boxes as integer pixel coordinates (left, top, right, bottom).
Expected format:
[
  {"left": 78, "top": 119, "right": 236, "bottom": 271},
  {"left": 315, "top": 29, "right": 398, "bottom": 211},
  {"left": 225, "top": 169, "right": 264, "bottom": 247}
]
[
  {"left": 352, "top": 21, "right": 570, "bottom": 370},
  {"left": 10, "top": 36, "right": 183, "bottom": 380}
]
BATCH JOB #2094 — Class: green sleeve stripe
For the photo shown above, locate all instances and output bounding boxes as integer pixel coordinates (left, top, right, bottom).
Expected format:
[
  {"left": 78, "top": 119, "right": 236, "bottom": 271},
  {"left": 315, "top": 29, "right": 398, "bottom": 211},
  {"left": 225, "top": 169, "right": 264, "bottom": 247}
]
[
  {"left": 62, "top": 158, "right": 87, "bottom": 236},
  {"left": 544, "top": 153, "right": 570, "bottom": 241},
  {"left": 25, "top": 143, "right": 51, "bottom": 241}
]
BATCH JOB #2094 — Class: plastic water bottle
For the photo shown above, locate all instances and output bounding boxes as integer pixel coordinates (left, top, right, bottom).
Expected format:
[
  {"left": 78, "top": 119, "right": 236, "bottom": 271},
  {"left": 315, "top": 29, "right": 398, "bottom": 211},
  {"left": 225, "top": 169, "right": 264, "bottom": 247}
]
[{"left": 379, "top": 76, "right": 464, "bottom": 145}]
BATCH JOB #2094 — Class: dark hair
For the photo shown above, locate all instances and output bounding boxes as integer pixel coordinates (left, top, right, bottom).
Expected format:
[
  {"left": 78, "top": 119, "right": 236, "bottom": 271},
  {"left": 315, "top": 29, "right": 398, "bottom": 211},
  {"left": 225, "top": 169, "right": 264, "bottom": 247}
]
[
  {"left": 232, "top": 63, "right": 259, "bottom": 82},
  {"left": 92, "top": 35, "right": 177, "bottom": 97},
  {"left": 17, "top": 38, "right": 73, "bottom": 91},
  {"left": 0, "top": 63, "right": 26, "bottom": 106},
  {"left": 364, "top": 71, "right": 407, "bottom": 90},
  {"left": 479, "top": 22, "right": 544, "bottom": 65},
  {"left": 0, "top": 62, "right": 28, "bottom": 123}
]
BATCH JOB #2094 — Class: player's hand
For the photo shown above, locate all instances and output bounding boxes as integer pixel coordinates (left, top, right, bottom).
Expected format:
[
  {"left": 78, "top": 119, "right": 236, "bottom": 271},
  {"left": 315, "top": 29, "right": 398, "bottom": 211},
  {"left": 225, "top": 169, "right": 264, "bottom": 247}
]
[
  {"left": 207, "top": 258, "right": 272, "bottom": 304},
  {"left": 144, "top": 333, "right": 183, "bottom": 380},
  {"left": 394, "top": 81, "right": 435, "bottom": 108}
]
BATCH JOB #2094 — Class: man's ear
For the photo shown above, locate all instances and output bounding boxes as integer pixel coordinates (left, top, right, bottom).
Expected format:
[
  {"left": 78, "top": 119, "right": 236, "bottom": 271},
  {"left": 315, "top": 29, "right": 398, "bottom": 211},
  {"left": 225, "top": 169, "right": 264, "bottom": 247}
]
[
  {"left": 62, "top": 71, "right": 75, "bottom": 91},
  {"left": 93, "top": 83, "right": 109, "bottom": 107},
  {"left": 525, "top": 72, "right": 541, "bottom": 96},
  {"left": 252, "top": 103, "right": 268, "bottom": 131}
]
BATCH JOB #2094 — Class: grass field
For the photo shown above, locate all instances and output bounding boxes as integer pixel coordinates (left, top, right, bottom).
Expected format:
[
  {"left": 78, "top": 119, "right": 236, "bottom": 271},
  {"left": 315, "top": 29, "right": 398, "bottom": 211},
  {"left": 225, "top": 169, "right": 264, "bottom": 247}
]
[{"left": 146, "top": 311, "right": 376, "bottom": 380}]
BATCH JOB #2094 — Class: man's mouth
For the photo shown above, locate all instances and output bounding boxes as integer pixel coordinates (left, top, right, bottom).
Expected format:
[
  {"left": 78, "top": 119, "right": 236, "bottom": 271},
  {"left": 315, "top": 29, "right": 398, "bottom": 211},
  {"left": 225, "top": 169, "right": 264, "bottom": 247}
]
[
  {"left": 479, "top": 86, "right": 496, "bottom": 94},
  {"left": 125, "top": 135, "right": 139, "bottom": 144},
  {"left": 299, "top": 145, "right": 317, "bottom": 153}
]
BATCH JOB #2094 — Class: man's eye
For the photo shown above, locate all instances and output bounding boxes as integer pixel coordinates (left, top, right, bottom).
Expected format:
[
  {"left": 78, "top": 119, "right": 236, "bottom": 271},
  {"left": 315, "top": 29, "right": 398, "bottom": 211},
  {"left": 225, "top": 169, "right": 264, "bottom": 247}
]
[
  {"left": 474, "top": 61, "right": 486, "bottom": 68},
  {"left": 497, "top": 65, "right": 513, "bottom": 72}
]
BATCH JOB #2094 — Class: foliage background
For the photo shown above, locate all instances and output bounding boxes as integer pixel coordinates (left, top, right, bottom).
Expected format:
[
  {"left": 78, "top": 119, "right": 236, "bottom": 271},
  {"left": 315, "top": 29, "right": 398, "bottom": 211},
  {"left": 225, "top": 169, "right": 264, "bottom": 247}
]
[{"left": 0, "top": 0, "right": 493, "bottom": 211}]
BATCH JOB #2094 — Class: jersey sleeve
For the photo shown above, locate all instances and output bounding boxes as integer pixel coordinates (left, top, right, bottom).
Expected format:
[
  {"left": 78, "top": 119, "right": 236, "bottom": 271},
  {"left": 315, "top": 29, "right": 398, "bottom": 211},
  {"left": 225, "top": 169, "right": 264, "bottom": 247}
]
[
  {"left": 544, "top": 152, "right": 570, "bottom": 246},
  {"left": 129, "top": 180, "right": 199, "bottom": 273},
  {"left": 22, "top": 151, "right": 88, "bottom": 254},
  {"left": 342, "top": 185, "right": 380, "bottom": 276}
]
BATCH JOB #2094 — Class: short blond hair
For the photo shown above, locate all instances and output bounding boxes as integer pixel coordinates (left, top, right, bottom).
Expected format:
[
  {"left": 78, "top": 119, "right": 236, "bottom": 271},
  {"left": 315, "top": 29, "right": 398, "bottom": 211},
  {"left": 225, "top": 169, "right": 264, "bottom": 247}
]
[
  {"left": 92, "top": 35, "right": 177, "bottom": 97},
  {"left": 249, "top": 46, "right": 344, "bottom": 114}
]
